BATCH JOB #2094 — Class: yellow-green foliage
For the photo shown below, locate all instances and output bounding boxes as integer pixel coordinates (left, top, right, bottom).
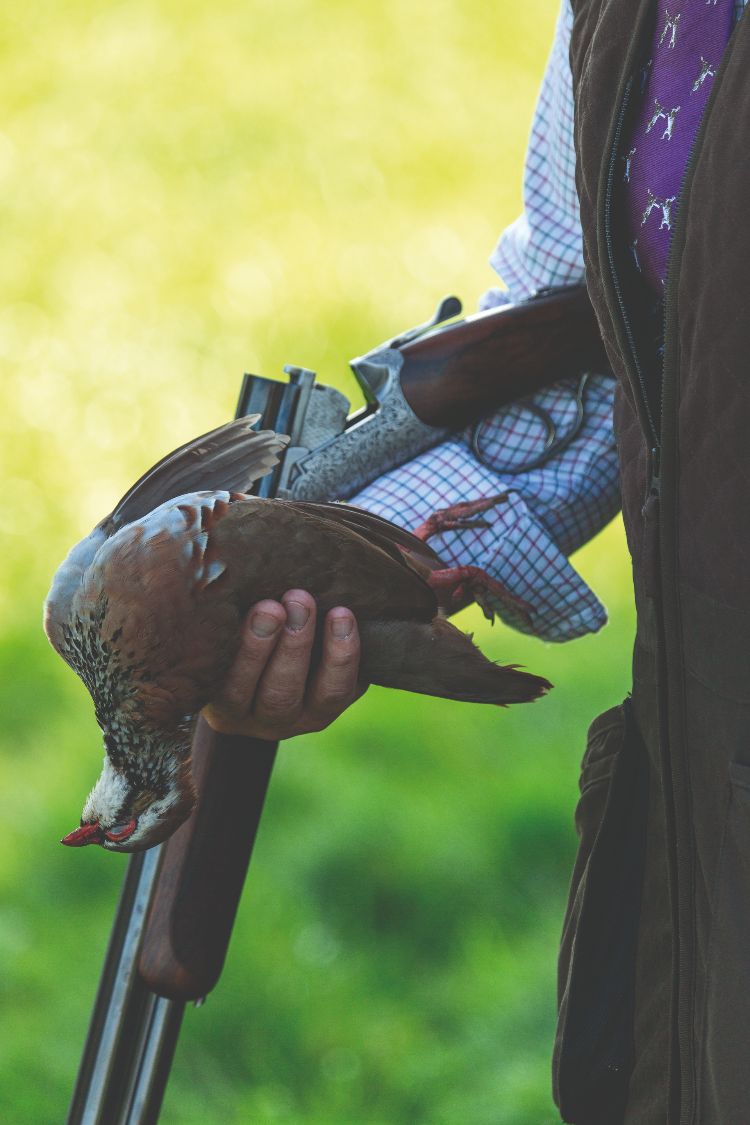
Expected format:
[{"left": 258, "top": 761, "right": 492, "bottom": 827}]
[{"left": 0, "top": 2, "right": 634, "bottom": 1122}]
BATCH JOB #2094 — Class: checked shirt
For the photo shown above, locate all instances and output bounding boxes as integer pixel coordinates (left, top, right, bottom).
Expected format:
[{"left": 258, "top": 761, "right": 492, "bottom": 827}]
[{"left": 352, "top": 0, "right": 746, "bottom": 643}]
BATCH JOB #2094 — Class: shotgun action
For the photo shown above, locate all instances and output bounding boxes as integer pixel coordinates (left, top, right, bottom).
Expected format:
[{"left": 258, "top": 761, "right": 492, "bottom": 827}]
[{"left": 270, "top": 283, "right": 609, "bottom": 503}]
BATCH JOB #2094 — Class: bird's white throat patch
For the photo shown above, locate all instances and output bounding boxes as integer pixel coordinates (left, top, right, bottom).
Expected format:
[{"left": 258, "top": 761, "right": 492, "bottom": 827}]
[{"left": 83, "top": 755, "right": 130, "bottom": 826}]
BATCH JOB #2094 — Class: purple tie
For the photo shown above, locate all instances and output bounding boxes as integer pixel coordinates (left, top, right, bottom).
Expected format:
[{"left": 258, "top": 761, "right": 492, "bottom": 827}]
[{"left": 623, "top": 0, "right": 735, "bottom": 292}]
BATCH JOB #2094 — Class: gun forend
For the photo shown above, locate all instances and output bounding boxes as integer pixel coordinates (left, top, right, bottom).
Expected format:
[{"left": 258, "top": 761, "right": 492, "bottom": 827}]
[{"left": 138, "top": 720, "right": 276, "bottom": 1001}]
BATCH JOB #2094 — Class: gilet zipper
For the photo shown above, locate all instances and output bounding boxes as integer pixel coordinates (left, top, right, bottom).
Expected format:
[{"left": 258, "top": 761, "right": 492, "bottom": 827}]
[{"left": 603, "top": 73, "right": 687, "bottom": 1124}]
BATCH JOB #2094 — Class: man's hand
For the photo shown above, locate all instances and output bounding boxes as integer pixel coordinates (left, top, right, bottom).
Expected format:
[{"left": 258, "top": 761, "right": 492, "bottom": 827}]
[{"left": 202, "top": 589, "right": 365, "bottom": 740}]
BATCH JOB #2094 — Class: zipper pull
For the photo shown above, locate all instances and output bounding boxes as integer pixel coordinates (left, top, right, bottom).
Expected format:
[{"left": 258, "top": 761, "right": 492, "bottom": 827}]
[{"left": 642, "top": 445, "right": 661, "bottom": 516}]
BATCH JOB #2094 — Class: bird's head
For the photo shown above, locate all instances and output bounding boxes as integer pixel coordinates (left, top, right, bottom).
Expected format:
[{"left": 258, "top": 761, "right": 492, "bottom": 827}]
[{"left": 61, "top": 734, "right": 196, "bottom": 853}]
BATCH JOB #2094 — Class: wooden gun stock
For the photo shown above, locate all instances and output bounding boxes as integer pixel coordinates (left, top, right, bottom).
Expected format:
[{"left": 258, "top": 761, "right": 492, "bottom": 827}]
[
  {"left": 138, "top": 720, "right": 276, "bottom": 1001},
  {"left": 398, "top": 284, "right": 608, "bottom": 430}
]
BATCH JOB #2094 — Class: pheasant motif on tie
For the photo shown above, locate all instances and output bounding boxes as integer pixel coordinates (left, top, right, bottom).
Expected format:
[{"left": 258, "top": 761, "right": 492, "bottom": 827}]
[
  {"left": 624, "top": 0, "right": 735, "bottom": 291},
  {"left": 45, "top": 419, "right": 550, "bottom": 854}
]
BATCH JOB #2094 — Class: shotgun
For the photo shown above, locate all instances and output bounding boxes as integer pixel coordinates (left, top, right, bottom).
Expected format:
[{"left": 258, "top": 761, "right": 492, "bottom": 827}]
[{"left": 65, "top": 283, "right": 607, "bottom": 1123}]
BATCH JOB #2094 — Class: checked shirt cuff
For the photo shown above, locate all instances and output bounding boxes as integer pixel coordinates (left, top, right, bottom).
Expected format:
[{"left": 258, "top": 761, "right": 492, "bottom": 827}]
[{"left": 350, "top": 373, "right": 619, "bottom": 643}]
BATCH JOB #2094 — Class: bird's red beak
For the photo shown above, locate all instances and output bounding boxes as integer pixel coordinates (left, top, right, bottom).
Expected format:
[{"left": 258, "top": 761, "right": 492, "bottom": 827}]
[{"left": 61, "top": 823, "right": 103, "bottom": 847}]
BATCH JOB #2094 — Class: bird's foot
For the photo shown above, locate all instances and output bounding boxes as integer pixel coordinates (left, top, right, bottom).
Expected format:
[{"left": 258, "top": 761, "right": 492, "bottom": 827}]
[
  {"left": 427, "top": 565, "right": 533, "bottom": 626},
  {"left": 412, "top": 493, "right": 509, "bottom": 542}
]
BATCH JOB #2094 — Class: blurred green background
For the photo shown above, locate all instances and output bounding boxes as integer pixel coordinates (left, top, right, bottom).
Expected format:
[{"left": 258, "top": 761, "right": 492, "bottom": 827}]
[{"left": 0, "top": 1, "right": 635, "bottom": 1122}]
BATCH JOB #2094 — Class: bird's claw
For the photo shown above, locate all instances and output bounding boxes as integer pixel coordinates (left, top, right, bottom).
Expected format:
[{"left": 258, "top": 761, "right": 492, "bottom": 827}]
[
  {"left": 412, "top": 493, "right": 510, "bottom": 542},
  {"left": 427, "top": 565, "right": 533, "bottom": 627}
]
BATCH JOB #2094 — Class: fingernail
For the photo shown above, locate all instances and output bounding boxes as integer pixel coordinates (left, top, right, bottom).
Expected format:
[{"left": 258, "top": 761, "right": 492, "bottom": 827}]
[
  {"left": 331, "top": 613, "right": 353, "bottom": 639},
  {"left": 251, "top": 611, "right": 281, "bottom": 638},
  {"left": 286, "top": 600, "right": 310, "bottom": 632}
]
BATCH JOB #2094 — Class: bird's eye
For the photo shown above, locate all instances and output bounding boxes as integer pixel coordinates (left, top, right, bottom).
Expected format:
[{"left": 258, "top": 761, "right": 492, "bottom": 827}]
[{"left": 104, "top": 818, "right": 137, "bottom": 842}]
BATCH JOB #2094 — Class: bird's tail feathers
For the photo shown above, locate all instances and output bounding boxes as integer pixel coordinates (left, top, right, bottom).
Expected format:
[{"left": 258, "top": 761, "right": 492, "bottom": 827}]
[{"left": 359, "top": 616, "right": 551, "bottom": 705}]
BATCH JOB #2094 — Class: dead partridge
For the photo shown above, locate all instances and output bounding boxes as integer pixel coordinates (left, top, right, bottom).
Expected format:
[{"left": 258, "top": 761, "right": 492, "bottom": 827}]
[{"left": 45, "top": 418, "right": 550, "bottom": 854}]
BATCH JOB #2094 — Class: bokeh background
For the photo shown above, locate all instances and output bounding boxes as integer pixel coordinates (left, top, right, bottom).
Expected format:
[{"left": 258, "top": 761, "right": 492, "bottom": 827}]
[{"left": 0, "top": 1, "right": 635, "bottom": 1122}]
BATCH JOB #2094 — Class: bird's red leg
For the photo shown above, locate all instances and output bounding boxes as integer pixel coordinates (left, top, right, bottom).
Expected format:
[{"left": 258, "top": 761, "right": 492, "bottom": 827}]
[
  {"left": 411, "top": 493, "right": 532, "bottom": 625},
  {"left": 412, "top": 493, "right": 509, "bottom": 542},
  {"left": 427, "top": 565, "right": 533, "bottom": 626}
]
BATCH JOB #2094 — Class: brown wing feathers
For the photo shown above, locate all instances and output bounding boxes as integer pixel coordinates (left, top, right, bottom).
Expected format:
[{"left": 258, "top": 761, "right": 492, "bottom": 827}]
[
  {"left": 103, "top": 417, "right": 289, "bottom": 535},
  {"left": 286, "top": 501, "right": 442, "bottom": 567},
  {"left": 208, "top": 497, "right": 440, "bottom": 623}
]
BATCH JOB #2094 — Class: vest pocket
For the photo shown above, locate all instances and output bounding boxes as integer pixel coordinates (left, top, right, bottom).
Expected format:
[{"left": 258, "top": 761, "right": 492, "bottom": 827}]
[
  {"left": 553, "top": 699, "right": 649, "bottom": 1125},
  {"left": 699, "top": 761, "right": 750, "bottom": 1122}
]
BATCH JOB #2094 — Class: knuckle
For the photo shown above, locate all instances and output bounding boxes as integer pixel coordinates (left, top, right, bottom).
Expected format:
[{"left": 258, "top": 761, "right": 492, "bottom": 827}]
[{"left": 258, "top": 685, "right": 302, "bottom": 719}]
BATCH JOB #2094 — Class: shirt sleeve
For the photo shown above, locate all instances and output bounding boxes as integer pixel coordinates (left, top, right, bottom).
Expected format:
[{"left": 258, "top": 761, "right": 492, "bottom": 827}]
[
  {"left": 351, "top": 0, "right": 621, "bottom": 644},
  {"left": 480, "top": 0, "right": 584, "bottom": 308}
]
